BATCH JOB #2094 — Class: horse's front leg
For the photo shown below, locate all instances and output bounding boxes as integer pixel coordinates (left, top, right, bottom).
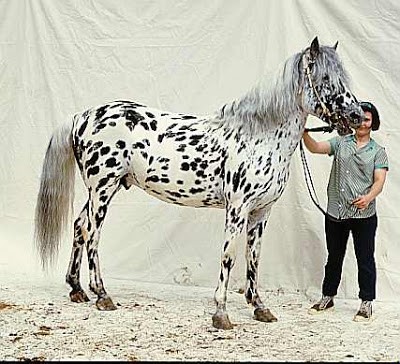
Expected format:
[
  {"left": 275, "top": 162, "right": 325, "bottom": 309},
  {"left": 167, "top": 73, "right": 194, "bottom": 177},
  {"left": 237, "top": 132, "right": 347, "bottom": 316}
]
[
  {"left": 212, "top": 205, "right": 247, "bottom": 330},
  {"left": 245, "top": 207, "right": 277, "bottom": 323}
]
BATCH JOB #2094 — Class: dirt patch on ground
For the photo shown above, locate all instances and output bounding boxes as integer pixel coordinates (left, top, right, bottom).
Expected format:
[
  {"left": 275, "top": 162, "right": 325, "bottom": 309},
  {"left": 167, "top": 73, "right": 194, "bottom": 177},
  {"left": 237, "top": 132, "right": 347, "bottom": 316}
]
[{"left": 0, "top": 301, "right": 15, "bottom": 310}]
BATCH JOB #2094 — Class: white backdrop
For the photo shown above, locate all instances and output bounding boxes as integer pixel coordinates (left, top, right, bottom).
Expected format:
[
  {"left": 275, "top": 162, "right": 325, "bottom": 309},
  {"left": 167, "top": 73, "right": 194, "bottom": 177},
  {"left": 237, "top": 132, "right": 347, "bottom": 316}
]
[{"left": 0, "top": 0, "right": 399, "bottom": 301}]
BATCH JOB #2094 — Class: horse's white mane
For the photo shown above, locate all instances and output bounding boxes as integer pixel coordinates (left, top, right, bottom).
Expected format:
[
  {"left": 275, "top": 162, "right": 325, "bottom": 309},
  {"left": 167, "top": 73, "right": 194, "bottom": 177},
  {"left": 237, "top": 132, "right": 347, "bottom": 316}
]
[{"left": 215, "top": 45, "right": 350, "bottom": 135}]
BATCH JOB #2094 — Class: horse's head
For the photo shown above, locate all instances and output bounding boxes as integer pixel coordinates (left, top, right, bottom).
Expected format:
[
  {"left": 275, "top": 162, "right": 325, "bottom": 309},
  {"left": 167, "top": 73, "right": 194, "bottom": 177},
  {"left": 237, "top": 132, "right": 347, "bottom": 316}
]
[{"left": 300, "top": 37, "right": 363, "bottom": 136}]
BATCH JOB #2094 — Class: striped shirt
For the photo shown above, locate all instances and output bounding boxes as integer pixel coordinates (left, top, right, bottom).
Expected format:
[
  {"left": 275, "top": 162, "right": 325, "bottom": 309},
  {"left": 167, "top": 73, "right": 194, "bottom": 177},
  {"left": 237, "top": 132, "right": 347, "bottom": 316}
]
[{"left": 327, "top": 135, "right": 389, "bottom": 219}]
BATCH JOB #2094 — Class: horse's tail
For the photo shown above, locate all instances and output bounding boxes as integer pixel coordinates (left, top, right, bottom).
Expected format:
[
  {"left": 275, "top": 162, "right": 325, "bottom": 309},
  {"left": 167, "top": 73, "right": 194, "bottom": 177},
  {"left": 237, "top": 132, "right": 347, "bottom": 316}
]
[{"left": 34, "top": 122, "right": 76, "bottom": 269}]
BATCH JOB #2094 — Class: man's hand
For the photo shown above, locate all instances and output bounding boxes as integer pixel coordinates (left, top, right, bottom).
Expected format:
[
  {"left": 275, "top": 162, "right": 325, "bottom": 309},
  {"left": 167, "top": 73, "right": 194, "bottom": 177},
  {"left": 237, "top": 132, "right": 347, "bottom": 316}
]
[{"left": 351, "top": 195, "right": 372, "bottom": 210}]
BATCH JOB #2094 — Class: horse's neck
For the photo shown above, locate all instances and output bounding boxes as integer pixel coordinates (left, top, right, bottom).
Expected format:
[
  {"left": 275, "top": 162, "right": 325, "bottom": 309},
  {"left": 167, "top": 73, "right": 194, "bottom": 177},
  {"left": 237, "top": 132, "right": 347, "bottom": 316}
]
[
  {"left": 253, "top": 110, "right": 307, "bottom": 154},
  {"left": 280, "top": 111, "right": 307, "bottom": 156}
]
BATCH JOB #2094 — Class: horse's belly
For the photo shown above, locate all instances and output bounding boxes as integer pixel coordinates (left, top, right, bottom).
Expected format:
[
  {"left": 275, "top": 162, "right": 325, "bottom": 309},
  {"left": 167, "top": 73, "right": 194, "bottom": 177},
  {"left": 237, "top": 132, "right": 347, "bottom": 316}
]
[{"left": 129, "top": 146, "right": 225, "bottom": 208}]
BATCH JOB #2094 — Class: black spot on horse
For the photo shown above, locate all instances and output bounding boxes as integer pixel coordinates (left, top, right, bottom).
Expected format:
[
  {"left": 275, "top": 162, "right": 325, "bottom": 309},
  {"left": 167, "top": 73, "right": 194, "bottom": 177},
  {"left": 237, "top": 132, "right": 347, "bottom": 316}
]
[
  {"left": 132, "top": 142, "right": 145, "bottom": 149},
  {"left": 189, "top": 139, "right": 199, "bottom": 146},
  {"left": 240, "top": 177, "right": 247, "bottom": 190},
  {"left": 244, "top": 183, "right": 252, "bottom": 194},
  {"left": 95, "top": 105, "right": 109, "bottom": 121},
  {"left": 166, "top": 190, "right": 183, "bottom": 198},
  {"left": 189, "top": 187, "right": 205, "bottom": 194},
  {"left": 116, "top": 140, "right": 126, "bottom": 149},
  {"left": 200, "top": 161, "right": 208, "bottom": 169},
  {"left": 78, "top": 118, "right": 88, "bottom": 137},
  {"left": 124, "top": 109, "right": 145, "bottom": 132},
  {"left": 223, "top": 257, "right": 233, "bottom": 271},
  {"left": 103, "top": 114, "right": 120, "bottom": 124},
  {"left": 96, "top": 177, "right": 109, "bottom": 192},
  {"left": 238, "top": 142, "right": 246, "bottom": 154},
  {"left": 181, "top": 162, "right": 190, "bottom": 171},
  {"left": 100, "top": 146, "right": 111, "bottom": 156},
  {"left": 140, "top": 122, "right": 149, "bottom": 131},
  {"left": 195, "top": 144, "right": 207, "bottom": 152},
  {"left": 95, "top": 205, "right": 108, "bottom": 228},
  {"left": 146, "top": 112, "right": 155, "bottom": 118},
  {"left": 146, "top": 175, "right": 160, "bottom": 183},
  {"left": 166, "top": 123, "right": 178, "bottom": 131},
  {"left": 105, "top": 158, "right": 118, "bottom": 168},
  {"left": 150, "top": 120, "right": 157, "bottom": 131},
  {"left": 232, "top": 171, "right": 240, "bottom": 192},
  {"left": 94, "top": 123, "right": 107, "bottom": 133},
  {"left": 87, "top": 166, "right": 100, "bottom": 178},
  {"left": 85, "top": 152, "right": 99, "bottom": 169}
]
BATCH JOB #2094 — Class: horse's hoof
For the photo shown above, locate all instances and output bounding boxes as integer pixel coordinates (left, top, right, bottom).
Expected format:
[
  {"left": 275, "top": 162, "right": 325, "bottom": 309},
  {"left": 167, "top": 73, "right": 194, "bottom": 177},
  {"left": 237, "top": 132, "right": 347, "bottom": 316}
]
[
  {"left": 212, "top": 312, "right": 234, "bottom": 330},
  {"left": 96, "top": 296, "right": 117, "bottom": 311},
  {"left": 70, "top": 290, "right": 90, "bottom": 303},
  {"left": 253, "top": 308, "right": 278, "bottom": 322}
]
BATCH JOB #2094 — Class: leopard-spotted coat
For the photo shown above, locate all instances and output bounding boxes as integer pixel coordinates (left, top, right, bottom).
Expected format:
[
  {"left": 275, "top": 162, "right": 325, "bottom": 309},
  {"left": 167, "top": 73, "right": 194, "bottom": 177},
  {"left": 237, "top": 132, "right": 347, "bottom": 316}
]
[{"left": 35, "top": 37, "right": 363, "bottom": 330}]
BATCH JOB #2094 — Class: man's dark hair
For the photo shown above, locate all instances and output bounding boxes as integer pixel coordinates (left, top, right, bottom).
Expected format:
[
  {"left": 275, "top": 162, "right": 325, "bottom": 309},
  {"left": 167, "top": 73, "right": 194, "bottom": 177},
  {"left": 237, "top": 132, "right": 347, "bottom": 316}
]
[{"left": 360, "top": 101, "right": 380, "bottom": 131}]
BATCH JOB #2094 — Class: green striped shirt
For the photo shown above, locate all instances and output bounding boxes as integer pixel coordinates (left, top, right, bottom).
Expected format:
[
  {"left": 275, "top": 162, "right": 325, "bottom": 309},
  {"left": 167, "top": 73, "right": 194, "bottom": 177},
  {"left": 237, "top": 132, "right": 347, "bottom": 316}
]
[{"left": 327, "top": 135, "right": 389, "bottom": 219}]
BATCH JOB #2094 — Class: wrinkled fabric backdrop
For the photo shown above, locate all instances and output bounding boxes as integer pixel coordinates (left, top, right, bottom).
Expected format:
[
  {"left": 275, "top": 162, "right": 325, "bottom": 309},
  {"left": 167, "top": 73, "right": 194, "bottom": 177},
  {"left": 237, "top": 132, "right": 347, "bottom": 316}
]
[{"left": 0, "top": 0, "right": 399, "bottom": 300}]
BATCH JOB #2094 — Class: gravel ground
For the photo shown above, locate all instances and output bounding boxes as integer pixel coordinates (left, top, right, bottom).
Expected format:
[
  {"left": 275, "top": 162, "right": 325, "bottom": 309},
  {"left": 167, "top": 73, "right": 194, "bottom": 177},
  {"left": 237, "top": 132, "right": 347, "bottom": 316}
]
[{"left": 0, "top": 273, "right": 399, "bottom": 362}]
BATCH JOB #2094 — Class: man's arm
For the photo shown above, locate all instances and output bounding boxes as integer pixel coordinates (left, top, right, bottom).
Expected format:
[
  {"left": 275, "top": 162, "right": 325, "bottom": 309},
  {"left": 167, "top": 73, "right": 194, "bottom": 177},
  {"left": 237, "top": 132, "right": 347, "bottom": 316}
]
[
  {"left": 352, "top": 168, "right": 388, "bottom": 209},
  {"left": 303, "top": 131, "right": 331, "bottom": 154}
]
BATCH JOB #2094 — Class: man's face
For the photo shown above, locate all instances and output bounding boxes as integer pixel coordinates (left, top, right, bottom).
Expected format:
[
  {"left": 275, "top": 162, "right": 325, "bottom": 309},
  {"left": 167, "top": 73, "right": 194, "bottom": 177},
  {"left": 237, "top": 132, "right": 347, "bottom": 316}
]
[{"left": 356, "top": 110, "right": 373, "bottom": 137}]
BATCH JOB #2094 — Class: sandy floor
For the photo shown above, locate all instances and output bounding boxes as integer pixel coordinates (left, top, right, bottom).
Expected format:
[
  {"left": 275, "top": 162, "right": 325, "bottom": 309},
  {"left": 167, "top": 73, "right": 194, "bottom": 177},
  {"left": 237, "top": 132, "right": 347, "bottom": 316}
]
[{"left": 1, "top": 272, "right": 399, "bottom": 362}]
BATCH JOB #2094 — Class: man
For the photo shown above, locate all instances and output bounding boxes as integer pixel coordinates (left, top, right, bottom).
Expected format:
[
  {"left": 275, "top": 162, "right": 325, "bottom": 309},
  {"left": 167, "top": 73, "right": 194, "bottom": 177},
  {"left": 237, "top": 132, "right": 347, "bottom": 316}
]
[{"left": 303, "top": 101, "right": 388, "bottom": 321}]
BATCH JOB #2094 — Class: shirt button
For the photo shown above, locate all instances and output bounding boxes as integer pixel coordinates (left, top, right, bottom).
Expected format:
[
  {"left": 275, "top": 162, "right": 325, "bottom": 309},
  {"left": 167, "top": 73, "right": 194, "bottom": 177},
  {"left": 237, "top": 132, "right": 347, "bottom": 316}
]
[
  {"left": 341, "top": 188, "right": 344, "bottom": 192},
  {"left": 346, "top": 170, "right": 350, "bottom": 173}
]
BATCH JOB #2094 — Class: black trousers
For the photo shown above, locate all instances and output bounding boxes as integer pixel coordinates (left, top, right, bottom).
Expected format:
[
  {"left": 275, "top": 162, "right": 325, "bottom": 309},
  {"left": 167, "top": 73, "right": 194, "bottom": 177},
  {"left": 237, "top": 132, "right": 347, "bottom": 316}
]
[{"left": 322, "top": 214, "right": 377, "bottom": 301}]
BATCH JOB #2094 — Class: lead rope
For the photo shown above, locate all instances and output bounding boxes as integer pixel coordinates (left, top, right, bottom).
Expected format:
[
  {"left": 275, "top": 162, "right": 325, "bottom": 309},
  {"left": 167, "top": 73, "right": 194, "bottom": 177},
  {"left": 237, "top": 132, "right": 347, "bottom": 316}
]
[
  {"left": 299, "top": 52, "right": 332, "bottom": 217},
  {"left": 299, "top": 139, "right": 328, "bottom": 217}
]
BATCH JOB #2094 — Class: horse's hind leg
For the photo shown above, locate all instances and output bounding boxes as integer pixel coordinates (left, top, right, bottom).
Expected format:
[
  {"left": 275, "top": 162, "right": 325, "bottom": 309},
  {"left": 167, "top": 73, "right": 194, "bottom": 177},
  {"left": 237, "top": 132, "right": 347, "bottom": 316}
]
[
  {"left": 212, "top": 204, "right": 247, "bottom": 330},
  {"left": 245, "top": 207, "right": 277, "bottom": 323},
  {"left": 66, "top": 202, "right": 90, "bottom": 303},
  {"left": 85, "top": 180, "right": 122, "bottom": 311}
]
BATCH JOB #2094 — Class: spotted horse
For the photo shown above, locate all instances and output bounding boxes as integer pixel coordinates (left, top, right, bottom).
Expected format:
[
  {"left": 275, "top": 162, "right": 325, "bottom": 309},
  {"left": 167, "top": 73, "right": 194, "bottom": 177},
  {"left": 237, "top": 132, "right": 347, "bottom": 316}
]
[{"left": 34, "top": 37, "right": 363, "bottom": 330}]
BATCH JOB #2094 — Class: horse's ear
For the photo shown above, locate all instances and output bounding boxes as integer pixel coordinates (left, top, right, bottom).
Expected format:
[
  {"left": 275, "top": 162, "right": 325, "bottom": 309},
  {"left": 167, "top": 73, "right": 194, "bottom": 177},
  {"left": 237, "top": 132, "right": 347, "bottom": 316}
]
[
  {"left": 333, "top": 41, "right": 339, "bottom": 50},
  {"left": 310, "top": 36, "right": 320, "bottom": 59}
]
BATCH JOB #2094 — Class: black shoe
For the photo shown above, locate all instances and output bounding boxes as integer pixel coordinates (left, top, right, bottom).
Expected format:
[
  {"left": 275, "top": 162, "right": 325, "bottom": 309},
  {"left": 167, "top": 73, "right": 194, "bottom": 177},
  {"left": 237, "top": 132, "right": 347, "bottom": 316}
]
[
  {"left": 308, "top": 295, "right": 334, "bottom": 314},
  {"left": 353, "top": 300, "right": 372, "bottom": 322}
]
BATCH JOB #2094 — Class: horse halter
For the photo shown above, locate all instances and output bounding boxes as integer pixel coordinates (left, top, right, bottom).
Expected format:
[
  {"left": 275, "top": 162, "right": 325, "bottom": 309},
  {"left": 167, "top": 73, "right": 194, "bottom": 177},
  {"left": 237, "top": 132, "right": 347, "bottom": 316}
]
[
  {"left": 299, "top": 51, "right": 336, "bottom": 125},
  {"left": 299, "top": 50, "right": 332, "bottom": 217}
]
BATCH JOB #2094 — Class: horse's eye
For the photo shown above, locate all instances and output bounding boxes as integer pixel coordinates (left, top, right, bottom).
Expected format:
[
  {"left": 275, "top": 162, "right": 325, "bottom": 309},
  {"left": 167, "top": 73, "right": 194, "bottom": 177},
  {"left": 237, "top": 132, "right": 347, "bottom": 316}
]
[{"left": 323, "top": 75, "right": 329, "bottom": 82}]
